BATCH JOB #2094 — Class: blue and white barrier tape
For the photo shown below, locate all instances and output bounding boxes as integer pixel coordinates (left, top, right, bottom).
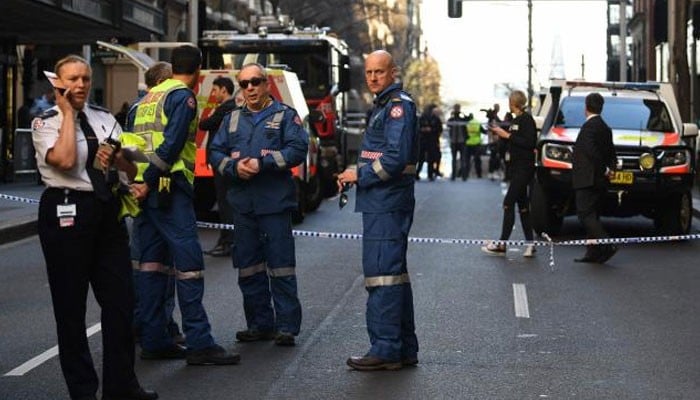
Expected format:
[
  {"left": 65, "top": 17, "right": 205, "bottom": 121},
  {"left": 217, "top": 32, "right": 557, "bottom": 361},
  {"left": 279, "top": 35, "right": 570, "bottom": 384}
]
[{"left": 4, "top": 192, "right": 697, "bottom": 270}]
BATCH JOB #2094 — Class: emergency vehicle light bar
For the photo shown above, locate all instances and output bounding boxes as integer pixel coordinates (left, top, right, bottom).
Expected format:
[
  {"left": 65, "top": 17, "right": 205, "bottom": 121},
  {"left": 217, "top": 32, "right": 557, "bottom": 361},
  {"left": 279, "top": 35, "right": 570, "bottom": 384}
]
[{"left": 564, "top": 81, "right": 660, "bottom": 91}]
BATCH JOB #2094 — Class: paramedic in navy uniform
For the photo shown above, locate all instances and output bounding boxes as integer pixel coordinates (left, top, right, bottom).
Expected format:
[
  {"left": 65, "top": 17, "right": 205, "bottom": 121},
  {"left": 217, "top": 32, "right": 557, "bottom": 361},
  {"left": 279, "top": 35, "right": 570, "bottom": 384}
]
[
  {"left": 337, "top": 50, "right": 420, "bottom": 371},
  {"left": 208, "top": 63, "right": 308, "bottom": 346},
  {"left": 31, "top": 54, "right": 156, "bottom": 400}
]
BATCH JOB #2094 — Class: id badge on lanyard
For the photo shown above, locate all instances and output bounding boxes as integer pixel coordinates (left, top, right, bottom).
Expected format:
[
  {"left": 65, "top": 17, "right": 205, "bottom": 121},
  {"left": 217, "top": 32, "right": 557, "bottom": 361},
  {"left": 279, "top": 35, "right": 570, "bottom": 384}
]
[{"left": 57, "top": 189, "right": 77, "bottom": 227}]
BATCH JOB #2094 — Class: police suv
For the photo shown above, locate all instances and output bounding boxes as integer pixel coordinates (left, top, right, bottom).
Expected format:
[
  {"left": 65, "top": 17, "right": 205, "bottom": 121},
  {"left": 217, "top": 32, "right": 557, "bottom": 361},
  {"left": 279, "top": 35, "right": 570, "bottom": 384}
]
[{"left": 532, "top": 80, "right": 698, "bottom": 236}]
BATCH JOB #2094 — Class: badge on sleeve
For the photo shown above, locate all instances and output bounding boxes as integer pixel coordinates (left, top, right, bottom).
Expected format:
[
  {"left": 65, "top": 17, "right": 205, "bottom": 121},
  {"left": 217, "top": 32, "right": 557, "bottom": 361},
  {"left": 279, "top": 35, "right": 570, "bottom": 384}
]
[
  {"left": 390, "top": 105, "right": 403, "bottom": 119},
  {"left": 187, "top": 96, "right": 196, "bottom": 109},
  {"left": 294, "top": 115, "right": 302, "bottom": 125}
]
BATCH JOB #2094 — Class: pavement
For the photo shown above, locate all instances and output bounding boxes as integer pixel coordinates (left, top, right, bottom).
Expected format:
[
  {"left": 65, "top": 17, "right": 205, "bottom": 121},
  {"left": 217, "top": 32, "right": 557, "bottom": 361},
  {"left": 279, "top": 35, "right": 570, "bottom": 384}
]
[{"left": 2, "top": 176, "right": 700, "bottom": 246}]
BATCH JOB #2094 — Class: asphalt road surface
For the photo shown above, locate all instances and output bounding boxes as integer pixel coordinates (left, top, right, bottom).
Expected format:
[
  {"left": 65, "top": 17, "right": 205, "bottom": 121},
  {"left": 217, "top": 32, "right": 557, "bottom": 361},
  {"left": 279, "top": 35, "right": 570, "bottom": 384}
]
[{"left": 2, "top": 176, "right": 699, "bottom": 399}]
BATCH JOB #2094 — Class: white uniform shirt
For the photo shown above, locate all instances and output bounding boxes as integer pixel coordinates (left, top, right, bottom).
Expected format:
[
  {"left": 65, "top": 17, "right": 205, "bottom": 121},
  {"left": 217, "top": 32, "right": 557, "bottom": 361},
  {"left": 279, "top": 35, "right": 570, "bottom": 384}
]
[{"left": 32, "top": 105, "right": 123, "bottom": 191}]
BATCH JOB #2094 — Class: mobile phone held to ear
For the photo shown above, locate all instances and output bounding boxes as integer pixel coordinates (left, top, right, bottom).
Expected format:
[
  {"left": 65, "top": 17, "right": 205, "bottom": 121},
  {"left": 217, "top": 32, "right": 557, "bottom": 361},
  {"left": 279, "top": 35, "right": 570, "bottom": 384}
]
[{"left": 43, "top": 71, "right": 67, "bottom": 95}]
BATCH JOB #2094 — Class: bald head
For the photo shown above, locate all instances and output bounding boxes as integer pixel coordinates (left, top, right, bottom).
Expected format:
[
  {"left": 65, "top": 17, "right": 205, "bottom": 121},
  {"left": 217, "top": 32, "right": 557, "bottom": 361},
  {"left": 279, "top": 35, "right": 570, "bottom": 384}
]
[{"left": 365, "top": 50, "right": 397, "bottom": 95}]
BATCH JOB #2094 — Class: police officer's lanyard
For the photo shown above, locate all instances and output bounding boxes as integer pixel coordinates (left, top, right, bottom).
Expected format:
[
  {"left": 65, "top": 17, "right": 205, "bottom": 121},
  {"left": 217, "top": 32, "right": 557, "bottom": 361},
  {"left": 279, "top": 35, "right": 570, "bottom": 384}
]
[{"left": 57, "top": 189, "right": 77, "bottom": 228}]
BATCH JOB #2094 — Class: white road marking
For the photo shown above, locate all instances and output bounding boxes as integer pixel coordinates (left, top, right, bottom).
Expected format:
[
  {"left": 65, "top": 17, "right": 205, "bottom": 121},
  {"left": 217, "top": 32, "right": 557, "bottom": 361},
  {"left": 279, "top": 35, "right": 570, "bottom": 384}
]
[
  {"left": 513, "top": 283, "right": 530, "bottom": 318},
  {"left": 4, "top": 323, "right": 101, "bottom": 377}
]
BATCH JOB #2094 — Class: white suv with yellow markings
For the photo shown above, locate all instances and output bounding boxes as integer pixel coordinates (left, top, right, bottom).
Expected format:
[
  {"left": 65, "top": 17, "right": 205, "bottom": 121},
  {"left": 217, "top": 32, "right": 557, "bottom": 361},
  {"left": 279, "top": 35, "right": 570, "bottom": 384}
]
[{"left": 532, "top": 81, "right": 698, "bottom": 236}]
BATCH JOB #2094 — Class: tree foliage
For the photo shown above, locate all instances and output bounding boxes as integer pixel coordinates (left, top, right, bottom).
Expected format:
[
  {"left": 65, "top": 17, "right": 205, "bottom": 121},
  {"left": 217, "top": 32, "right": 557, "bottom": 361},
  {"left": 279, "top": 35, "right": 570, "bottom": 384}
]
[{"left": 403, "top": 54, "right": 441, "bottom": 111}]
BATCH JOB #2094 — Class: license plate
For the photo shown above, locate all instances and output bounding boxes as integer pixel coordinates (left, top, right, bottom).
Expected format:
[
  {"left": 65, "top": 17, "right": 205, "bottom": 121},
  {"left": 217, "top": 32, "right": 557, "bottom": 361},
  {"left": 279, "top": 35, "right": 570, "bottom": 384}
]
[{"left": 610, "top": 171, "right": 634, "bottom": 184}]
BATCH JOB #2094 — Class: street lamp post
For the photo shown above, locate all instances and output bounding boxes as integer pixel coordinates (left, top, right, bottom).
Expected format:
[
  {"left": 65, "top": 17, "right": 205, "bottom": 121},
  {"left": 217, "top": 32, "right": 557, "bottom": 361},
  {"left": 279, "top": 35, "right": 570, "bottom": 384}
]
[{"left": 527, "top": 0, "right": 533, "bottom": 105}]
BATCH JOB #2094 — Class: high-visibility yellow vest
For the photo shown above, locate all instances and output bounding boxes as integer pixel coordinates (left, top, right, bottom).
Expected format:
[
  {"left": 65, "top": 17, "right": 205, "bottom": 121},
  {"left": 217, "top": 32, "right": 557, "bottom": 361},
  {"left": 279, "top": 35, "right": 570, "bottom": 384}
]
[
  {"left": 129, "top": 78, "right": 197, "bottom": 184},
  {"left": 467, "top": 119, "right": 482, "bottom": 146}
]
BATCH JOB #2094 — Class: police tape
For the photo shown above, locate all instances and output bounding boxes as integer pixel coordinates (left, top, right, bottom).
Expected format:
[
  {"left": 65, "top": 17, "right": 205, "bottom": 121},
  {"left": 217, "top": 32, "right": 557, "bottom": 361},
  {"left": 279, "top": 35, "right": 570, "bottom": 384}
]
[
  {"left": 195, "top": 220, "right": 700, "bottom": 247},
  {"left": 4, "top": 192, "right": 699, "bottom": 270}
]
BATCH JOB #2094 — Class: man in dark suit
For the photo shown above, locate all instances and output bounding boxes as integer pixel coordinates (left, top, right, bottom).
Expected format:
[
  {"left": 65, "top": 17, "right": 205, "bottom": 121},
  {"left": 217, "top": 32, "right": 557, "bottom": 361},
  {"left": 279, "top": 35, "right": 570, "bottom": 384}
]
[{"left": 572, "top": 92, "right": 618, "bottom": 263}]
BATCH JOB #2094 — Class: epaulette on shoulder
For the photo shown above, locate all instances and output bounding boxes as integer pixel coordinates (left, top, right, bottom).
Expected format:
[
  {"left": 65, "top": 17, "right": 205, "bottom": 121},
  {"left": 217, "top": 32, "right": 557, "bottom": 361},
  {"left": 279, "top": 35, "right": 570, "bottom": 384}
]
[
  {"left": 88, "top": 104, "right": 110, "bottom": 113},
  {"left": 390, "top": 93, "right": 414, "bottom": 103},
  {"left": 37, "top": 109, "right": 58, "bottom": 119}
]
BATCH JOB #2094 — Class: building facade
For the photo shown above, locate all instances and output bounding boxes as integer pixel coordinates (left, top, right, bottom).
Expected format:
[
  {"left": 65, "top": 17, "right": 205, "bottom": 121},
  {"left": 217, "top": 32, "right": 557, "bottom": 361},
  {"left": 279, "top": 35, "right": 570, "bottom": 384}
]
[{"left": 0, "top": 0, "right": 267, "bottom": 181}]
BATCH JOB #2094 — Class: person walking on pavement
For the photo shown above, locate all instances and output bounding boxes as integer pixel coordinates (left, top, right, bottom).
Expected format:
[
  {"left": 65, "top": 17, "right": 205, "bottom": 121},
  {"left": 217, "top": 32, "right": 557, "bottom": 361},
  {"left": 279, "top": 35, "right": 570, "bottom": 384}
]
[
  {"left": 446, "top": 103, "right": 468, "bottom": 181},
  {"left": 465, "top": 113, "right": 484, "bottom": 179},
  {"left": 416, "top": 103, "right": 441, "bottom": 181},
  {"left": 431, "top": 106, "right": 444, "bottom": 178},
  {"left": 485, "top": 103, "right": 503, "bottom": 180},
  {"left": 200, "top": 77, "right": 244, "bottom": 257},
  {"left": 572, "top": 92, "right": 618, "bottom": 263},
  {"left": 127, "top": 45, "right": 240, "bottom": 365},
  {"left": 482, "top": 90, "right": 537, "bottom": 258},
  {"left": 208, "top": 63, "right": 308, "bottom": 346},
  {"left": 337, "top": 49, "right": 420, "bottom": 371},
  {"left": 31, "top": 54, "right": 157, "bottom": 400}
]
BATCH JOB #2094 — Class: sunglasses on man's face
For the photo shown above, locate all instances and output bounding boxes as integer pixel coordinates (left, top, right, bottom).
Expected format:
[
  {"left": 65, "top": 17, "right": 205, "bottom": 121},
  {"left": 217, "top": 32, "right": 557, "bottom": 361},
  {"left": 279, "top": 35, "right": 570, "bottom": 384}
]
[{"left": 238, "top": 77, "right": 266, "bottom": 89}]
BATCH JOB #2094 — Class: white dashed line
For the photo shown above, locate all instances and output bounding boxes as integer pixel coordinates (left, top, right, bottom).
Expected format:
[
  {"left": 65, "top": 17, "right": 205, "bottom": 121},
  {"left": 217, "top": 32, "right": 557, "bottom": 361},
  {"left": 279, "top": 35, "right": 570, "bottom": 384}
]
[
  {"left": 4, "top": 323, "right": 101, "bottom": 377},
  {"left": 513, "top": 283, "right": 530, "bottom": 318}
]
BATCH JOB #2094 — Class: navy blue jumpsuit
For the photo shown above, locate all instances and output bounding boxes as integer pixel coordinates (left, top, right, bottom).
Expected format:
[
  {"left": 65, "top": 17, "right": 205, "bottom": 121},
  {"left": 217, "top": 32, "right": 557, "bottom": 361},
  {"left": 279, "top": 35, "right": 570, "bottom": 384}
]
[
  {"left": 209, "top": 98, "right": 308, "bottom": 335},
  {"left": 355, "top": 83, "right": 419, "bottom": 361}
]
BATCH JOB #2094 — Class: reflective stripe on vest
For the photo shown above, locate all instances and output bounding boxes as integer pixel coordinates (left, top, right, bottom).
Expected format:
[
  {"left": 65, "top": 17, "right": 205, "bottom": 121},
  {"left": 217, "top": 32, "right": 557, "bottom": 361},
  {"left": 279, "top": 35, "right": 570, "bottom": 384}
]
[
  {"left": 228, "top": 109, "right": 287, "bottom": 168},
  {"left": 131, "top": 79, "right": 197, "bottom": 184},
  {"left": 364, "top": 273, "right": 411, "bottom": 288},
  {"left": 467, "top": 120, "right": 482, "bottom": 146}
]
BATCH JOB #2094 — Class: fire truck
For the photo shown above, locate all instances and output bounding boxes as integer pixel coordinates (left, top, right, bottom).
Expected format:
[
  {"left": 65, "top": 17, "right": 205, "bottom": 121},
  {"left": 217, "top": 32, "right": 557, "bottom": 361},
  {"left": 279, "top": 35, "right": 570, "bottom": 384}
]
[{"left": 198, "top": 16, "right": 355, "bottom": 200}]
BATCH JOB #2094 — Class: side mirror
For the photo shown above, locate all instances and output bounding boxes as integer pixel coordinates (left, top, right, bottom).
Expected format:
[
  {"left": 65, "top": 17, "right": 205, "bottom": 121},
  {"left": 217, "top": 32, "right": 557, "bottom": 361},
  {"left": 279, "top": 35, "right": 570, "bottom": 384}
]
[
  {"left": 338, "top": 55, "right": 351, "bottom": 93},
  {"left": 448, "top": 0, "right": 463, "bottom": 18},
  {"left": 682, "top": 122, "right": 698, "bottom": 138},
  {"left": 309, "top": 110, "right": 325, "bottom": 124}
]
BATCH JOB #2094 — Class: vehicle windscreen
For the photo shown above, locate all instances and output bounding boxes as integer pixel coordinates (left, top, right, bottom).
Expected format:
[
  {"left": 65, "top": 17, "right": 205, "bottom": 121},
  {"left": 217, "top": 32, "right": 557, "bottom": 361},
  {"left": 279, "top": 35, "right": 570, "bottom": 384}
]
[
  {"left": 554, "top": 96, "right": 674, "bottom": 132},
  {"left": 203, "top": 43, "right": 330, "bottom": 99}
]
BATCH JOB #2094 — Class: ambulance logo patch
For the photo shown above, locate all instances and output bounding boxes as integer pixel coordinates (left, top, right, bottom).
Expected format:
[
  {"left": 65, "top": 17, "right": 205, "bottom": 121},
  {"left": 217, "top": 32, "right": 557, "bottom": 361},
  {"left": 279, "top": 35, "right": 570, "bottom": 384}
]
[
  {"left": 187, "top": 97, "right": 196, "bottom": 109},
  {"left": 294, "top": 115, "right": 302, "bottom": 125},
  {"left": 32, "top": 118, "right": 44, "bottom": 130},
  {"left": 390, "top": 105, "right": 403, "bottom": 119}
]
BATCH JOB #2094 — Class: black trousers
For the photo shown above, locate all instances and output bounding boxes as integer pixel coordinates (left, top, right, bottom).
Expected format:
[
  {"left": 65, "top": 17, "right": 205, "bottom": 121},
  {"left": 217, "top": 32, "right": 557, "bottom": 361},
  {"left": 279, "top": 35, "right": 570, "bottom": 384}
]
[
  {"left": 417, "top": 139, "right": 439, "bottom": 179},
  {"left": 38, "top": 188, "right": 138, "bottom": 399},
  {"left": 450, "top": 142, "right": 466, "bottom": 180},
  {"left": 576, "top": 186, "right": 609, "bottom": 240},
  {"left": 464, "top": 145, "right": 482, "bottom": 178},
  {"left": 500, "top": 169, "right": 534, "bottom": 241}
]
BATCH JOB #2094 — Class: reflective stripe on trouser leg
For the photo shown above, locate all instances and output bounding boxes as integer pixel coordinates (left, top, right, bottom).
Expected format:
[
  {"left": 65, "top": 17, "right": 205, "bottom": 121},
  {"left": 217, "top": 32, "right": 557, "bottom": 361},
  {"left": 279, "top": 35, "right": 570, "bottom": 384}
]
[
  {"left": 362, "top": 211, "right": 418, "bottom": 361},
  {"left": 269, "top": 271, "right": 301, "bottom": 335},
  {"left": 237, "top": 264, "right": 274, "bottom": 332},
  {"left": 136, "top": 270, "right": 172, "bottom": 351},
  {"left": 260, "top": 212, "right": 301, "bottom": 335},
  {"left": 233, "top": 211, "right": 274, "bottom": 331},
  {"left": 138, "top": 186, "right": 212, "bottom": 350},
  {"left": 176, "top": 275, "right": 215, "bottom": 350}
]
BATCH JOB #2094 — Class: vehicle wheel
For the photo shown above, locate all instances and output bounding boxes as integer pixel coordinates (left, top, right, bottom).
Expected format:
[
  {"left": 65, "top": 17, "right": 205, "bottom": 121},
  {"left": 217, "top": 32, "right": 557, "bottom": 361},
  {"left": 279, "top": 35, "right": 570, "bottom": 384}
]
[
  {"left": 530, "top": 179, "right": 562, "bottom": 236},
  {"left": 320, "top": 156, "right": 339, "bottom": 198},
  {"left": 655, "top": 191, "right": 692, "bottom": 235},
  {"left": 303, "top": 169, "right": 323, "bottom": 212},
  {"left": 292, "top": 178, "right": 305, "bottom": 224},
  {"left": 194, "top": 177, "right": 218, "bottom": 222}
]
